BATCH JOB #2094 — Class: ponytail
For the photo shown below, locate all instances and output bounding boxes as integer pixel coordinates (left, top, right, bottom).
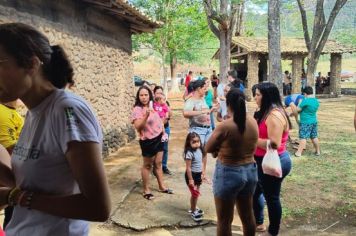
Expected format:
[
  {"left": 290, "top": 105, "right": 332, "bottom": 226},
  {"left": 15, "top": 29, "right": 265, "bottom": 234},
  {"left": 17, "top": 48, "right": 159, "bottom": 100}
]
[
  {"left": 233, "top": 97, "right": 246, "bottom": 134},
  {"left": 226, "top": 88, "right": 246, "bottom": 134},
  {"left": 43, "top": 45, "right": 74, "bottom": 89},
  {"left": 0, "top": 23, "right": 74, "bottom": 89}
]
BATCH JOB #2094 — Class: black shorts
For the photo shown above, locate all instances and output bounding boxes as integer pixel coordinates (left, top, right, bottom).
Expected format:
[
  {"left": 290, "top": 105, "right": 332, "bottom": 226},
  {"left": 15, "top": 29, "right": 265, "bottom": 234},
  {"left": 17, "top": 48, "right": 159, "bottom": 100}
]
[
  {"left": 185, "top": 171, "right": 202, "bottom": 186},
  {"left": 139, "top": 133, "right": 164, "bottom": 157}
]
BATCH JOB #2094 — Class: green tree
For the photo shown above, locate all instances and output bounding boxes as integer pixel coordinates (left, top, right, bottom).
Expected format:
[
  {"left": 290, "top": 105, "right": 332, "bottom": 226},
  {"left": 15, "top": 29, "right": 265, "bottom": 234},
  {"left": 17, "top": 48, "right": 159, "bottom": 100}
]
[
  {"left": 203, "top": 0, "right": 245, "bottom": 84},
  {"left": 297, "top": 0, "right": 348, "bottom": 88},
  {"left": 132, "top": 0, "right": 216, "bottom": 91}
]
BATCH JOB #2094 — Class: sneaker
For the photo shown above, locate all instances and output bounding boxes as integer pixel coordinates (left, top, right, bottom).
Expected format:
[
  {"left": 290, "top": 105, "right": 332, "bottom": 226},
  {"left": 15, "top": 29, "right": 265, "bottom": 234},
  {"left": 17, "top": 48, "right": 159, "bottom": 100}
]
[
  {"left": 191, "top": 210, "right": 203, "bottom": 222},
  {"left": 163, "top": 168, "right": 172, "bottom": 175},
  {"left": 188, "top": 208, "right": 204, "bottom": 215}
]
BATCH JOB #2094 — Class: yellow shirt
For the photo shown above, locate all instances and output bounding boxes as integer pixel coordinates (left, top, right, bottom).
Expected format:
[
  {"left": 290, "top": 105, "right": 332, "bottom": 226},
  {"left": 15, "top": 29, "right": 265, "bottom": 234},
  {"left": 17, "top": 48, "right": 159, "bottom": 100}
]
[{"left": 0, "top": 104, "right": 24, "bottom": 149}]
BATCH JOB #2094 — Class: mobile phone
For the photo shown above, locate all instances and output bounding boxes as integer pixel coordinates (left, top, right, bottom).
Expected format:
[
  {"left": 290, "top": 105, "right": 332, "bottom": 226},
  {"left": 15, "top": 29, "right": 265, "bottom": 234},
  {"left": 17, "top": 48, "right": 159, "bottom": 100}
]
[{"left": 149, "top": 101, "right": 153, "bottom": 110}]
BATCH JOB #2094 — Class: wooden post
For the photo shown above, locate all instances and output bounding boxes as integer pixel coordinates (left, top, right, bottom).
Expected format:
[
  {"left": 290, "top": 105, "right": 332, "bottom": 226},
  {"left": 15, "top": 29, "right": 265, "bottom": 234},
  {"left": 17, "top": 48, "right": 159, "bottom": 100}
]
[
  {"left": 246, "top": 53, "right": 259, "bottom": 101},
  {"left": 292, "top": 55, "right": 303, "bottom": 94},
  {"left": 330, "top": 53, "right": 342, "bottom": 97}
]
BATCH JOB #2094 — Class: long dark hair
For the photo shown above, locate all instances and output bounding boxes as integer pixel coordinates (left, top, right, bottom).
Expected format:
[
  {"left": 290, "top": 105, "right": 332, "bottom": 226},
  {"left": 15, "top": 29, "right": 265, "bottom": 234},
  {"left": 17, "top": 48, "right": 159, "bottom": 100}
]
[
  {"left": 256, "top": 82, "right": 292, "bottom": 128},
  {"left": 183, "top": 132, "right": 203, "bottom": 157},
  {"left": 134, "top": 85, "right": 153, "bottom": 107},
  {"left": 226, "top": 88, "right": 246, "bottom": 134},
  {"left": 0, "top": 23, "right": 73, "bottom": 89}
]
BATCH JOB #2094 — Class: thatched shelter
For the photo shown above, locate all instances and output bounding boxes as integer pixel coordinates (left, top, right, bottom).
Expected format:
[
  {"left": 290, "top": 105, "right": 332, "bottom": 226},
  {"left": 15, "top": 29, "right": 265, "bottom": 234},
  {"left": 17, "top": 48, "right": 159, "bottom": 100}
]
[{"left": 213, "top": 37, "right": 356, "bottom": 99}]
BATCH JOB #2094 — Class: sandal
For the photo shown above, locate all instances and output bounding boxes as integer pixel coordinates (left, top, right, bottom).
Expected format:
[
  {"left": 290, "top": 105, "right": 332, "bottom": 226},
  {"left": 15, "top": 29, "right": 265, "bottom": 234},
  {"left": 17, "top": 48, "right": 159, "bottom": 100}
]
[
  {"left": 256, "top": 224, "right": 266, "bottom": 232},
  {"left": 143, "top": 193, "right": 155, "bottom": 200},
  {"left": 158, "top": 188, "right": 173, "bottom": 194}
]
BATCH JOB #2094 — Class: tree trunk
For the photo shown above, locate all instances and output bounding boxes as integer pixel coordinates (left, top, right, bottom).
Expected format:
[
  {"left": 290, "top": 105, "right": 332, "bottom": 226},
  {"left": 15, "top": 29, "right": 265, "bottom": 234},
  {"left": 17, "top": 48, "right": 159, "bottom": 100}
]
[
  {"left": 169, "top": 53, "right": 180, "bottom": 93},
  {"left": 306, "top": 53, "right": 319, "bottom": 89},
  {"left": 161, "top": 51, "right": 168, "bottom": 95},
  {"left": 297, "top": 0, "right": 348, "bottom": 96},
  {"left": 219, "top": 29, "right": 231, "bottom": 84},
  {"left": 236, "top": 1, "right": 245, "bottom": 36},
  {"left": 268, "top": 0, "right": 283, "bottom": 93}
]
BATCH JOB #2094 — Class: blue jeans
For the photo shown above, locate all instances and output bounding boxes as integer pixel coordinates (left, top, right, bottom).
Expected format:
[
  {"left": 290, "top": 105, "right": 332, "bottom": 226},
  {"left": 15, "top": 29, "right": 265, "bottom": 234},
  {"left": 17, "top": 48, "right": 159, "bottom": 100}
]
[
  {"left": 253, "top": 152, "right": 292, "bottom": 236},
  {"left": 213, "top": 161, "right": 257, "bottom": 199},
  {"left": 162, "top": 126, "right": 170, "bottom": 170},
  {"left": 209, "top": 106, "right": 215, "bottom": 130}
]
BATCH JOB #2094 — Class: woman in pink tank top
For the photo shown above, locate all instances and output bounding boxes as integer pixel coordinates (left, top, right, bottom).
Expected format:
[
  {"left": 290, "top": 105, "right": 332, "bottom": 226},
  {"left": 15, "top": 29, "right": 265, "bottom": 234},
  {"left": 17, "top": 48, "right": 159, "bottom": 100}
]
[{"left": 252, "top": 82, "right": 292, "bottom": 236}]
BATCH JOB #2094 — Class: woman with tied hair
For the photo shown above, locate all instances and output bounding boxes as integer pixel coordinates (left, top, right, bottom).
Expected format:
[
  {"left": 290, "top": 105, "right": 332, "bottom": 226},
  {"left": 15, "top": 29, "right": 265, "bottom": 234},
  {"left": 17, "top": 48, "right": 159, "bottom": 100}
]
[
  {"left": 0, "top": 23, "right": 110, "bottom": 235},
  {"left": 253, "top": 82, "right": 292, "bottom": 236},
  {"left": 206, "top": 88, "right": 259, "bottom": 236}
]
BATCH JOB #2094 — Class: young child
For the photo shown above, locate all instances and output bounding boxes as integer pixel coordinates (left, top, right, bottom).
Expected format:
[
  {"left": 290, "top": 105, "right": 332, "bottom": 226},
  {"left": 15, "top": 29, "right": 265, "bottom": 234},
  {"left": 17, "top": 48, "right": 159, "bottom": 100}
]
[
  {"left": 183, "top": 132, "right": 204, "bottom": 222},
  {"left": 291, "top": 86, "right": 320, "bottom": 157},
  {"left": 153, "top": 95, "right": 169, "bottom": 141},
  {"left": 153, "top": 95, "right": 169, "bottom": 120}
]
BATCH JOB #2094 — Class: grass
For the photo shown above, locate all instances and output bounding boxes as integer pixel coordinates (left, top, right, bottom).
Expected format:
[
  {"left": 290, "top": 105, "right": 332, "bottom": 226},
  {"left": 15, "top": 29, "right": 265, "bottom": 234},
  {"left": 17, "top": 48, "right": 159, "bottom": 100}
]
[{"left": 281, "top": 97, "right": 356, "bottom": 226}]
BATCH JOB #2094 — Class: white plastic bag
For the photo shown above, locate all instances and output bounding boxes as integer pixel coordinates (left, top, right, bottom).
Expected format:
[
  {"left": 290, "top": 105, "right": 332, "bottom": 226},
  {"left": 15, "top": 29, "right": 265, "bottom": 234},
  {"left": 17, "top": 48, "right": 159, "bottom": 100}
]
[{"left": 262, "top": 140, "right": 282, "bottom": 178}]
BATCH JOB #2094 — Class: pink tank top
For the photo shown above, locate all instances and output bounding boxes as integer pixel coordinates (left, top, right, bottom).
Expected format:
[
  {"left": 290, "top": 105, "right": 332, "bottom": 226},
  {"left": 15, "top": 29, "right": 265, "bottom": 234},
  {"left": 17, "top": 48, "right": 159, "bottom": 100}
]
[{"left": 255, "top": 111, "right": 289, "bottom": 157}]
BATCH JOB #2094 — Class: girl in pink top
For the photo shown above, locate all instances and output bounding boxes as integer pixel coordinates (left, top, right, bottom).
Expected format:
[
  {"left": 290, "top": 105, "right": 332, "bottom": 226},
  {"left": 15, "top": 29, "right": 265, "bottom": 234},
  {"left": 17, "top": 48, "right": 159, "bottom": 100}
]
[
  {"left": 252, "top": 82, "right": 292, "bottom": 236},
  {"left": 153, "top": 95, "right": 169, "bottom": 120},
  {"left": 131, "top": 86, "right": 173, "bottom": 200}
]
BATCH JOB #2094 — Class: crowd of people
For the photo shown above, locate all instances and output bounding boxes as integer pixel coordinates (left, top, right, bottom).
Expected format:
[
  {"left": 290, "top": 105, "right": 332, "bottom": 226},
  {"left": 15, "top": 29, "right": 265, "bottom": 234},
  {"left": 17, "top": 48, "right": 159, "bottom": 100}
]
[
  {"left": 129, "top": 67, "right": 322, "bottom": 236},
  {"left": 0, "top": 22, "right": 329, "bottom": 236},
  {"left": 148, "top": 68, "right": 323, "bottom": 236},
  {"left": 283, "top": 69, "right": 332, "bottom": 96}
]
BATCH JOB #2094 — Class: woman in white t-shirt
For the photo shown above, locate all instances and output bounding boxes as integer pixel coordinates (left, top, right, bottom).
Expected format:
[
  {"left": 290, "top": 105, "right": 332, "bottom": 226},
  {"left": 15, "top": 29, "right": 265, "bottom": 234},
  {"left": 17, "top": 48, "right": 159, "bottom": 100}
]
[{"left": 0, "top": 23, "right": 110, "bottom": 235}]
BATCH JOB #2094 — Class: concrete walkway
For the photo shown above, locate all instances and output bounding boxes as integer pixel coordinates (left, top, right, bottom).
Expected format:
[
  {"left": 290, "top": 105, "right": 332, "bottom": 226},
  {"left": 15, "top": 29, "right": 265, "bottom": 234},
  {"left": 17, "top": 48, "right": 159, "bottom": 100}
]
[{"left": 89, "top": 110, "right": 245, "bottom": 235}]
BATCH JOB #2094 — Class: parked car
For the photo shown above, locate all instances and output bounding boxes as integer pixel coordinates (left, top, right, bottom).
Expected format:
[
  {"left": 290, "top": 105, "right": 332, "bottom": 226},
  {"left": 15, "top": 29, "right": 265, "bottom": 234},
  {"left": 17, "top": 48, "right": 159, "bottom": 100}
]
[
  {"left": 341, "top": 70, "right": 354, "bottom": 80},
  {"left": 133, "top": 75, "right": 145, "bottom": 86}
]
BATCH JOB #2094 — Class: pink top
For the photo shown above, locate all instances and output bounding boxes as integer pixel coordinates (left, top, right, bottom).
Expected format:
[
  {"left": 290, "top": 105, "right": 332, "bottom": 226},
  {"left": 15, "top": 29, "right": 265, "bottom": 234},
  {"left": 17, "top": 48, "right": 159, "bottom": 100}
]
[
  {"left": 131, "top": 106, "right": 163, "bottom": 140},
  {"left": 255, "top": 112, "right": 289, "bottom": 157},
  {"left": 153, "top": 102, "right": 169, "bottom": 119}
]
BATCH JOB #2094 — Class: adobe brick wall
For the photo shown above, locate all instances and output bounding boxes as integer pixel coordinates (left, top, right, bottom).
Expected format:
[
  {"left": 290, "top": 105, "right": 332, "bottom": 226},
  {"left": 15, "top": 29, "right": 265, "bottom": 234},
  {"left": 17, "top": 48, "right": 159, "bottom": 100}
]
[{"left": 0, "top": 0, "right": 136, "bottom": 157}]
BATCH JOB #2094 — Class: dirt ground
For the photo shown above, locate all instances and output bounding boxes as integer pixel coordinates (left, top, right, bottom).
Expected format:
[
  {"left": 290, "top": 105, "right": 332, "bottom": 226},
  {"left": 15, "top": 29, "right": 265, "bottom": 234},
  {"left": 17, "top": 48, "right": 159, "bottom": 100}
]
[{"left": 88, "top": 95, "right": 356, "bottom": 235}]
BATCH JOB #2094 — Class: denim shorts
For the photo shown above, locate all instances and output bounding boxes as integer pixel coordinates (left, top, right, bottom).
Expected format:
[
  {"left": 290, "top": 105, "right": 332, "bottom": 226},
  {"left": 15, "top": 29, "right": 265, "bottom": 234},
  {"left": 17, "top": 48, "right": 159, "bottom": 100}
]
[
  {"left": 299, "top": 123, "right": 318, "bottom": 139},
  {"left": 213, "top": 161, "right": 258, "bottom": 199},
  {"left": 189, "top": 126, "right": 212, "bottom": 147}
]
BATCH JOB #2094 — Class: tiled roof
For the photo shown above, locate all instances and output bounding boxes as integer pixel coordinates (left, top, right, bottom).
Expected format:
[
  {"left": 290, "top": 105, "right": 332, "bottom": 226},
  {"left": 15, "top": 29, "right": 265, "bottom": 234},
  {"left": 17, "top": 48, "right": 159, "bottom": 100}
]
[
  {"left": 82, "top": 0, "right": 162, "bottom": 34},
  {"left": 213, "top": 36, "right": 356, "bottom": 59},
  {"left": 232, "top": 36, "right": 356, "bottom": 54}
]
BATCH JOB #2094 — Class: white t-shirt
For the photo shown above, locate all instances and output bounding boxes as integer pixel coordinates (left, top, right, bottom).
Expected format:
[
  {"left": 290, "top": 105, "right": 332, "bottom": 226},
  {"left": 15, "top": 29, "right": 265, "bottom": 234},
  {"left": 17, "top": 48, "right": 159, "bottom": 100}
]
[
  {"left": 6, "top": 89, "right": 102, "bottom": 236},
  {"left": 183, "top": 98, "right": 210, "bottom": 127}
]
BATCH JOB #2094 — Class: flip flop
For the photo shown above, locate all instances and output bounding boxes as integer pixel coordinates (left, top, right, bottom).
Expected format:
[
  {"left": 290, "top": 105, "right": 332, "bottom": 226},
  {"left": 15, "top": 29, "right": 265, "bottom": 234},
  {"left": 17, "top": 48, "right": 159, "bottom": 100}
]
[
  {"left": 143, "top": 193, "right": 155, "bottom": 200},
  {"left": 158, "top": 188, "right": 173, "bottom": 194},
  {"left": 256, "top": 224, "right": 266, "bottom": 232},
  {"left": 294, "top": 152, "right": 302, "bottom": 157}
]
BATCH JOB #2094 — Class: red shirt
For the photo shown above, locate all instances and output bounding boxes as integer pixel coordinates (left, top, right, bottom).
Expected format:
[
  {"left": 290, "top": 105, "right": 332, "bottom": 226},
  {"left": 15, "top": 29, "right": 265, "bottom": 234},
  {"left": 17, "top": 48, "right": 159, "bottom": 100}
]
[{"left": 185, "top": 75, "right": 192, "bottom": 88}]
